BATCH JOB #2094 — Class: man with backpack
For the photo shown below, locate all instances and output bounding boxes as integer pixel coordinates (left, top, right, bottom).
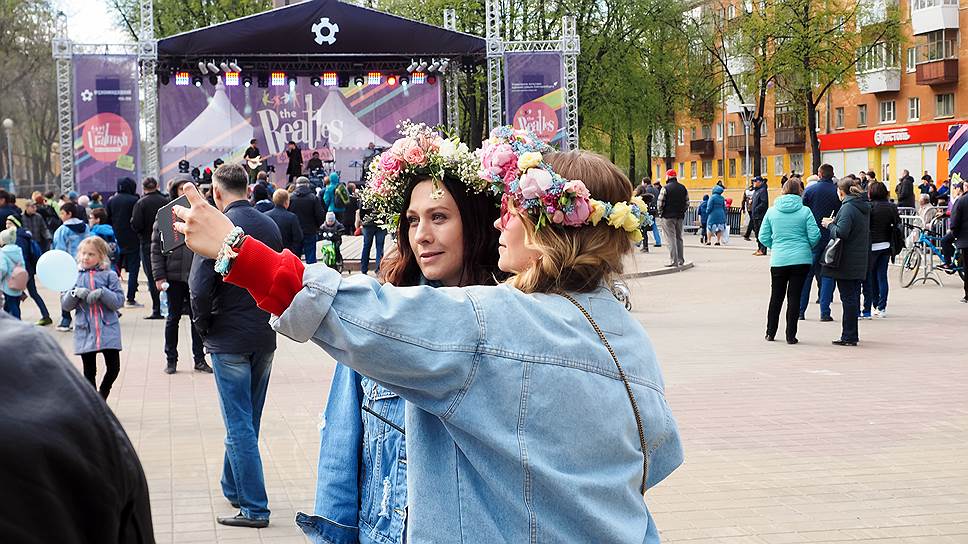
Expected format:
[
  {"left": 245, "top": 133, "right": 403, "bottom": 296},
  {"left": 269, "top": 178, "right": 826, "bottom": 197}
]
[{"left": 5, "top": 215, "right": 49, "bottom": 325}]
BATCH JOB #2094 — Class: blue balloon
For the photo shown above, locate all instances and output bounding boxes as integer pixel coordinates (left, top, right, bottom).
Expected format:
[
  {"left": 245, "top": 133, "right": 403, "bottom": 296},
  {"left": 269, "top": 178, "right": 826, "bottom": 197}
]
[{"left": 36, "top": 250, "right": 78, "bottom": 292}]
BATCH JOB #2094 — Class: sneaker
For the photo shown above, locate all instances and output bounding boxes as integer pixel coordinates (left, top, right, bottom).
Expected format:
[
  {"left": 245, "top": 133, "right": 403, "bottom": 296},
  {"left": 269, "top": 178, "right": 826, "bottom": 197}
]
[
  {"left": 798, "top": 312, "right": 805, "bottom": 321},
  {"left": 56, "top": 319, "right": 72, "bottom": 332},
  {"left": 961, "top": 297, "right": 968, "bottom": 303},
  {"left": 820, "top": 315, "right": 834, "bottom": 322},
  {"left": 35, "top": 317, "right": 53, "bottom": 326},
  {"left": 877, "top": 309, "right": 887, "bottom": 318},
  {"left": 125, "top": 300, "right": 144, "bottom": 308},
  {"left": 861, "top": 312, "right": 872, "bottom": 320},
  {"left": 164, "top": 362, "right": 176, "bottom": 375},
  {"left": 194, "top": 361, "right": 214, "bottom": 374}
]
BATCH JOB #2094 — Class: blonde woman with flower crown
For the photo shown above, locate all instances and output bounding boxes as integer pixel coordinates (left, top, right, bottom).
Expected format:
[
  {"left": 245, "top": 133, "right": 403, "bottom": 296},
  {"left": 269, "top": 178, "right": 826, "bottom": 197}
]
[{"left": 173, "top": 127, "right": 683, "bottom": 543}]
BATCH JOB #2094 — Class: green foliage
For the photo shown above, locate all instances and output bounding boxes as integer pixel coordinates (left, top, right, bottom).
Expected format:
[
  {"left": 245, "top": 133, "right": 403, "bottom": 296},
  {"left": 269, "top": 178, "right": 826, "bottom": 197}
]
[{"left": 108, "top": 0, "right": 272, "bottom": 40}]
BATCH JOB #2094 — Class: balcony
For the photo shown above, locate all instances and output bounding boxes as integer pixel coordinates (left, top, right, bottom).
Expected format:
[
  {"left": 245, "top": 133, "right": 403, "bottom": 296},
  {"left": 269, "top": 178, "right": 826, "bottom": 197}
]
[
  {"left": 727, "top": 134, "right": 762, "bottom": 152},
  {"left": 857, "top": 68, "right": 901, "bottom": 93},
  {"left": 859, "top": 0, "right": 899, "bottom": 27},
  {"left": 690, "top": 138, "right": 715, "bottom": 156},
  {"left": 916, "top": 59, "right": 958, "bottom": 85},
  {"left": 775, "top": 127, "right": 805, "bottom": 148},
  {"left": 910, "top": 0, "right": 959, "bottom": 35}
]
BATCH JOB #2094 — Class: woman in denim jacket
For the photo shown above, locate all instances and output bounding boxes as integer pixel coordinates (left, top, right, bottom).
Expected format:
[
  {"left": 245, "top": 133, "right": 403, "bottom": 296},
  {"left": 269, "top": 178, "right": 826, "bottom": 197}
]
[
  {"left": 296, "top": 131, "right": 503, "bottom": 543},
  {"left": 174, "top": 131, "right": 684, "bottom": 543}
]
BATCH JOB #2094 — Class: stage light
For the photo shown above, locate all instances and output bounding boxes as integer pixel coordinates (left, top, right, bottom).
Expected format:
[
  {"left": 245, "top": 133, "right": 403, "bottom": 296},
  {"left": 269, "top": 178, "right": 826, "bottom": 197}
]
[
  {"left": 367, "top": 72, "right": 382, "bottom": 85},
  {"left": 428, "top": 59, "right": 441, "bottom": 72},
  {"left": 192, "top": 76, "right": 203, "bottom": 87},
  {"left": 242, "top": 75, "right": 252, "bottom": 87},
  {"left": 417, "top": 59, "right": 428, "bottom": 72},
  {"left": 160, "top": 73, "right": 170, "bottom": 85},
  {"left": 387, "top": 75, "right": 397, "bottom": 86},
  {"left": 323, "top": 72, "right": 338, "bottom": 86},
  {"left": 311, "top": 76, "right": 321, "bottom": 87},
  {"left": 224, "top": 72, "right": 240, "bottom": 86},
  {"left": 411, "top": 72, "right": 426, "bottom": 84},
  {"left": 407, "top": 59, "right": 418, "bottom": 72},
  {"left": 229, "top": 61, "right": 242, "bottom": 73},
  {"left": 399, "top": 75, "right": 410, "bottom": 86},
  {"left": 354, "top": 75, "right": 365, "bottom": 87},
  {"left": 338, "top": 74, "right": 350, "bottom": 87},
  {"left": 208, "top": 74, "right": 218, "bottom": 86},
  {"left": 271, "top": 72, "right": 286, "bottom": 86},
  {"left": 207, "top": 61, "right": 219, "bottom": 73},
  {"left": 426, "top": 74, "right": 438, "bottom": 85},
  {"left": 440, "top": 59, "right": 450, "bottom": 72},
  {"left": 175, "top": 71, "right": 191, "bottom": 86},
  {"left": 198, "top": 61, "right": 208, "bottom": 75},
  {"left": 219, "top": 62, "right": 230, "bottom": 73},
  {"left": 257, "top": 74, "right": 269, "bottom": 88},
  {"left": 287, "top": 75, "right": 298, "bottom": 87}
]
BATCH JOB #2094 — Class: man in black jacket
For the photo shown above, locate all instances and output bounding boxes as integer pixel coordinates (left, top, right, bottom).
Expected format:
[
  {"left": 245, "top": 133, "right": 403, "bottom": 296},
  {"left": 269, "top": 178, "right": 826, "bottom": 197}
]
[
  {"left": 189, "top": 163, "right": 282, "bottom": 529},
  {"left": 287, "top": 176, "right": 325, "bottom": 263},
  {"left": 896, "top": 169, "right": 916, "bottom": 208},
  {"left": 130, "top": 177, "right": 168, "bottom": 319},
  {"left": 0, "top": 311, "right": 154, "bottom": 543},
  {"left": 265, "top": 188, "right": 304, "bottom": 255},
  {"left": 657, "top": 169, "right": 689, "bottom": 267},
  {"left": 750, "top": 177, "right": 770, "bottom": 256},
  {"left": 107, "top": 177, "right": 142, "bottom": 306},
  {"left": 821, "top": 179, "right": 870, "bottom": 346},
  {"left": 941, "top": 182, "right": 968, "bottom": 302}
]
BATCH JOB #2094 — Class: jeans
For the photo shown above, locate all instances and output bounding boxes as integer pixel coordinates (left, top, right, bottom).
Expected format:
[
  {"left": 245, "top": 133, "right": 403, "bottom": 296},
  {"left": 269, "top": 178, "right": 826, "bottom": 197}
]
[
  {"left": 863, "top": 249, "right": 891, "bottom": 313},
  {"left": 361, "top": 225, "right": 386, "bottom": 275},
  {"left": 751, "top": 214, "right": 766, "bottom": 253},
  {"left": 163, "top": 281, "right": 205, "bottom": 366},
  {"left": 651, "top": 219, "right": 662, "bottom": 246},
  {"left": 836, "top": 279, "right": 861, "bottom": 343},
  {"left": 303, "top": 233, "right": 318, "bottom": 264},
  {"left": 140, "top": 242, "right": 160, "bottom": 313},
  {"left": 767, "top": 264, "right": 810, "bottom": 341},
  {"left": 81, "top": 349, "right": 121, "bottom": 399},
  {"left": 211, "top": 351, "right": 274, "bottom": 521},
  {"left": 2, "top": 293, "right": 21, "bottom": 319},
  {"left": 941, "top": 232, "right": 956, "bottom": 265},
  {"left": 800, "top": 243, "right": 837, "bottom": 317},
  {"left": 120, "top": 249, "right": 141, "bottom": 303},
  {"left": 25, "top": 275, "right": 49, "bottom": 319},
  {"left": 660, "top": 217, "right": 685, "bottom": 265}
]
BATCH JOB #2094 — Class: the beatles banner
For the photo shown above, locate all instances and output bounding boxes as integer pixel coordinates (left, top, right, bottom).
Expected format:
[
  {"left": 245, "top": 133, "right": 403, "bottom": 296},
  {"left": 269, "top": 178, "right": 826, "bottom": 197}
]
[
  {"left": 72, "top": 54, "right": 141, "bottom": 195},
  {"left": 158, "top": 79, "right": 441, "bottom": 183},
  {"left": 948, "top": 124, "right": 968, "bottom": 184},
  {"left": 503, "top": 51, "right": 568, "bottom": 149}
]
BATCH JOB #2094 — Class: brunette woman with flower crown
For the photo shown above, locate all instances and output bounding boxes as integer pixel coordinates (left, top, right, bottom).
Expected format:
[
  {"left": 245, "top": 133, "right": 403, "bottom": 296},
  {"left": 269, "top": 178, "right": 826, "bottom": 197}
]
[
  {"left": 173, "top": 127, "right": 683, "bottom": 542},
  {"left": 294, "top": 123, "right": 503, "bottom": 544}
]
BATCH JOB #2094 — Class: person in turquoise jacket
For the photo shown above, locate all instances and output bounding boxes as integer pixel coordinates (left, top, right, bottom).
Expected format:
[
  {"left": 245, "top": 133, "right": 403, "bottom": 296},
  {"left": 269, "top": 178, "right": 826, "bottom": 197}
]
[
  {"left": 758, "top": 178, "right": 821, "bottom": 344},
  {"left": 705, "top": 185, "right": 728, "bottom": 245}
]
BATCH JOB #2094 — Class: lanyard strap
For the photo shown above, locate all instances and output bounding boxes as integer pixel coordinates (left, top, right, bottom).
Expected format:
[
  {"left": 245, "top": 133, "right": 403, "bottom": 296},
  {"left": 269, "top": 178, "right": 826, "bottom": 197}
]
[{"left": 560, "top": 292, "right": 649, "bottom": 494}]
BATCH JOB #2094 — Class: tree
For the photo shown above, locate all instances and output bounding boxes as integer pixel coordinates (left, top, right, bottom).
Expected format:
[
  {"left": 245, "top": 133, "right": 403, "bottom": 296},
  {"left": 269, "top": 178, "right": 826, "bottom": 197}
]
[{"left": 109, "top": 0, "right": 272, "bottom": 41}]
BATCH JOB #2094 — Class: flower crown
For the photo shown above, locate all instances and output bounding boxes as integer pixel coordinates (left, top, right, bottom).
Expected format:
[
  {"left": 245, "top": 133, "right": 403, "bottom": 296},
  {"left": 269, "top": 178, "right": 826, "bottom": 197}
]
[
  {"left": 478, "top": 126, "right": 647, "bottom": 242},
  {"left": 360, "top": 121, "right": 488, "bottom": 229}
]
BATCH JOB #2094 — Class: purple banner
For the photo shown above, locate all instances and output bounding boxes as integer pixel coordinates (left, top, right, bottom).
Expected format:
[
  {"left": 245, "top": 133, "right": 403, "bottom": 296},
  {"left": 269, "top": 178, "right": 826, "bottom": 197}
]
[
  {"left": 72, "top": 54, "right": 141, "bottom": 195},
  {"left": 159, "top": 79, "right": 441, "bottom": 184},
  {"left": 503, "top": 51, "right": 567, "bottom": 149}
]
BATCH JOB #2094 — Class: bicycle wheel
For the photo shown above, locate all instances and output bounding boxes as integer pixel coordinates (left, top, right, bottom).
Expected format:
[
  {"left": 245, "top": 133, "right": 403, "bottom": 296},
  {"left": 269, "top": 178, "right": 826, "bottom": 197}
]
[{"left": 899, "top": 247, "right": 921, "bottom": 288}]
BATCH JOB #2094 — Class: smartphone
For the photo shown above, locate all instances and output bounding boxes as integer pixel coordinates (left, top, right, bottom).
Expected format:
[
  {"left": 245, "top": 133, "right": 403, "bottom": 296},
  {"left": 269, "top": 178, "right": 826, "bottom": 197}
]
[{"left": 156, "top": 195, "right": 191, "bottom": 254}]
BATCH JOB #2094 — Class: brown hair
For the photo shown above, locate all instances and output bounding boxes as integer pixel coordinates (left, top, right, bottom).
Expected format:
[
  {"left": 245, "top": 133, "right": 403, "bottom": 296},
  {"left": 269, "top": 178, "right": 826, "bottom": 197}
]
[
  {"left": 782, "top": 178, "right": 803, "bottom": 196},
  {"left": 380, "top": 176, "right": 503, "bottom": 288},
  {"left": 868, "top": 180, "right": 889, "bottom": 201},
  {"left": 90, "top": 207, "right": 108, "bottom": 224},
  {"left": 508, "top": 150, "right": 633, "bottom": 294}
]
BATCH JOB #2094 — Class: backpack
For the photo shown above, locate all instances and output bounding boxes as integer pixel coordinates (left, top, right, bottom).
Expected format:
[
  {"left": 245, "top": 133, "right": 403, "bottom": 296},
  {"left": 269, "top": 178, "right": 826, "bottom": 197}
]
[
  {"left": 4, "top": 254, "right": 28, "bottom": 292},
  {"left": 336, "top": 183, "right": 350, "bottom": 205},
  {"left": 94, "top": 230, "right": 121, "bottom": 263}
]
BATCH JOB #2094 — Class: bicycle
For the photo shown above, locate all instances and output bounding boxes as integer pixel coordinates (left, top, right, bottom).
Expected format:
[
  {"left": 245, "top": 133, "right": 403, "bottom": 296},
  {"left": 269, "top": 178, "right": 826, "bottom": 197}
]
[{"left": 898, "top": 224, "right": 966, "bottom": 288}]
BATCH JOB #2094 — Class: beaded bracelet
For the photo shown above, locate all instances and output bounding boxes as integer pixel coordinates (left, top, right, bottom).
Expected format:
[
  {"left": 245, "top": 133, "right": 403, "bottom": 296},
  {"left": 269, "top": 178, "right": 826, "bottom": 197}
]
[{"left": 214, "top": 226, "right": 246, "bottom": 276}]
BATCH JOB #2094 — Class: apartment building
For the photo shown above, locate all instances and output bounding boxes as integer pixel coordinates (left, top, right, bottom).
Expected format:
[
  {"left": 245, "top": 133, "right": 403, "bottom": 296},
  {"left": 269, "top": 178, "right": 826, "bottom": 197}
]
[{"left": 655, "top": 0, "right": 968, "bottom": 192}]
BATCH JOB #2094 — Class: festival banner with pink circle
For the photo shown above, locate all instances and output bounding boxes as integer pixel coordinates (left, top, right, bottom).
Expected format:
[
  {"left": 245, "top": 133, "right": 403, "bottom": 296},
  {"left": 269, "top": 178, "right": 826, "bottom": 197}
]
[
  {"left": 503, "top": 51, "right": 568, "bottom": 150},
  {"left": 72, "top": 54, "right": 141, "bottom": 195}
]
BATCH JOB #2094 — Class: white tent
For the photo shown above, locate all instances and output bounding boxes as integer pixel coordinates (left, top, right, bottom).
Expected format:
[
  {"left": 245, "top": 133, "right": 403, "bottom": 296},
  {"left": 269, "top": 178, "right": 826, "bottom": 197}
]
[
  {"left": 318, "top": 89, "right": 390, "bottom": 150},
  {"left": 163, "top": 82, "right": 252, "bottom": 151}
]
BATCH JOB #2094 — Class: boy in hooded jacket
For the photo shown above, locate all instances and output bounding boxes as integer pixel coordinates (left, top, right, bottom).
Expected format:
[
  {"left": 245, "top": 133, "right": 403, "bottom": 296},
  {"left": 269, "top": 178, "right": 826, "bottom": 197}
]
[{"left": 52, "top": 202, "right": 91, "bottom": 331}]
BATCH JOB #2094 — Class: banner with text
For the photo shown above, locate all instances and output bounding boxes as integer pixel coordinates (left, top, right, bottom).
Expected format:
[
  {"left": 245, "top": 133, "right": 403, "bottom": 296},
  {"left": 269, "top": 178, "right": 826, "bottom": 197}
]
[
  {"left": 72, "top": 54, "right": 141, "bottom": 195},
  {"left": 158, "top": 80, "right": 441, "bottom": 184},
  {"left": 948, "top": 124, "right": 968, "bottom": 183},
  {"left": 503, "top": 51, "right": 567, "bottom": 149}
]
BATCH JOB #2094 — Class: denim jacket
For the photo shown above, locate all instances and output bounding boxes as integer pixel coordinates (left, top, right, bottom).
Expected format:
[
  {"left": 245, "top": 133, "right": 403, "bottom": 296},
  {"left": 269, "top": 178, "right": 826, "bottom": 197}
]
[
  {"left": 276, "top": 265, "right": 683, "bottom": 543},
  {"left": 296, "top": 364, "right": 408, "bottom": 544}
]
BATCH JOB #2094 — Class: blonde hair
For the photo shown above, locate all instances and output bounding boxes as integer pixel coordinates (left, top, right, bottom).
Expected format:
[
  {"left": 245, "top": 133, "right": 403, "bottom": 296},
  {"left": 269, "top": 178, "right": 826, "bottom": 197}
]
[
  {"left": 77, "top": 236, "right": 112, "bottom": 269},
  {"left": 272, "top": 188, "right": 290, "bottom": 207},
  {"left": 507, "top": 150, "right": 633, "bottom": 294}
]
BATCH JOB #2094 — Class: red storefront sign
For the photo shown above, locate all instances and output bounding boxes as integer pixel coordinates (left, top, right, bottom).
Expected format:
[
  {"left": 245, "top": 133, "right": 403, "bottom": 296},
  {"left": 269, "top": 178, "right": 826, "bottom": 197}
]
[{"left": 818, "top": 120, "right": 963, "bottom": 151}]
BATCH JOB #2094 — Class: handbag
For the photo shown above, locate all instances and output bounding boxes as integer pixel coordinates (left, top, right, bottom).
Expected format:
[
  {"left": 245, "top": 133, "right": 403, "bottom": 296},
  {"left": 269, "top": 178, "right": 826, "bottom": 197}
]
[
  {"left": 560, "top": 292, "right": 650, "bottom": 495},
  {"left": 821, "top": 237, "right": 842, "bottom": 268}
]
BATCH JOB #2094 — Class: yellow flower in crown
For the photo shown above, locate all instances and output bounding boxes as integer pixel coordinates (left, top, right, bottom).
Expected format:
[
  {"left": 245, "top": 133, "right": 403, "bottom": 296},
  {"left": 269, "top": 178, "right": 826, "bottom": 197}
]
[
  {"left": 517, "top": 151, "right": 543, "bottom": 171},
  {"left": 607, "top": 202, "right": 632, "bottom": 230},
  {"left": 589, "top": 200, "right": 607, "bottom": 225},
  {"left": 630, "top": 196, "right": 647, "bottom": 212},
  {"left": 628, "top": 228, "right": 643, "bottom": 243}
]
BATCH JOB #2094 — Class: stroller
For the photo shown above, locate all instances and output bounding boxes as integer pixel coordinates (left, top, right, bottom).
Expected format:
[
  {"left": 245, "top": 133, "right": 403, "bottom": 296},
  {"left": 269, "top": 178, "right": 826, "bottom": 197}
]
[{"left": 318, "top": 218, "right": 345, "bottom": 272}]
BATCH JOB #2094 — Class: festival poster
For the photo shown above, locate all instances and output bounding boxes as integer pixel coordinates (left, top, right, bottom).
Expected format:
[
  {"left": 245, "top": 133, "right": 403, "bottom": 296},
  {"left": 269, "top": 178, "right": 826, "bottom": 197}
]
[
  {"left": 158, "top": 79, "right": 441, "bottom": 184},
  {"left": 503, "top": 51, "right": 568, "bottom": 150},
  {"left": 72, "top": 54, "right": 141, "bottom": 195},
  {"left": 948, "top": 124, "right": 968, "bottom": 185}
]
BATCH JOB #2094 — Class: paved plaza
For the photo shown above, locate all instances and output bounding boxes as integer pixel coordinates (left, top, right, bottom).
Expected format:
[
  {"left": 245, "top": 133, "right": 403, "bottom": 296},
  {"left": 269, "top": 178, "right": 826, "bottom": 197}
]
[{"left": 18, "top": 237, "right": 968, "bottom": 543}]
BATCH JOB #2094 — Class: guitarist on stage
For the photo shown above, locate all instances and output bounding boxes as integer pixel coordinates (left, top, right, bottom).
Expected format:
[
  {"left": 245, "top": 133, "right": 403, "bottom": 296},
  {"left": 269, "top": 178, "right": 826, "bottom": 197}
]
[{"left": 244, "top": 139, "right": 263, "bottom": 183}]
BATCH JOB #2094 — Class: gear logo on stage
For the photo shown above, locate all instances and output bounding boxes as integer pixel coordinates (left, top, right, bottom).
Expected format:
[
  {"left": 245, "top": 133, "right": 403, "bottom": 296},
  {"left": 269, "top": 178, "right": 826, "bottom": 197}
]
[{"left": 311, "top": 17, "right": 339, "bottom": 46}]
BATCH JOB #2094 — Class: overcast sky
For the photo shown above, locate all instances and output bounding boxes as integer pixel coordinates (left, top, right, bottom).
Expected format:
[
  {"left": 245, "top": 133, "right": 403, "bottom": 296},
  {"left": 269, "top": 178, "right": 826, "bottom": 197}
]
[{"left": 55, "top": 0, "right": 132, "bottom": 44}]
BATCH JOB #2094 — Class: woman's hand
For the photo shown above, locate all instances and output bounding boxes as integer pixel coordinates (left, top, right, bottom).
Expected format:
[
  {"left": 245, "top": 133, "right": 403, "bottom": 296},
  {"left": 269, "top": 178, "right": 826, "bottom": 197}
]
[
  {"left": 821, "top": 217, "right": 834, "bottom": 228},
  {"left": 172, "top": 184, "right": 235, "bottom": 259}
]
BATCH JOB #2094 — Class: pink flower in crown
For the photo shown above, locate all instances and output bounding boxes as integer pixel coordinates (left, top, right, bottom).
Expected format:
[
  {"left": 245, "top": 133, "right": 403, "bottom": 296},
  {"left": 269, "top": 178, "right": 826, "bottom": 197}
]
[
  {"left": 503, "top": 164, "right": 520, "bottom": 186},
  {"left": 520, "top": 168, "right": 554, "bottom": 200},
  {"left": 552, "top": 209, "right": 565, "bottom": 224},
  {"left": 403, "top": 146, "right": 427, "bottom": 166},
  {"left": 563, "top": 196, "right": 591, "bottom": 226},
  {"left": 379, "top": 153, "right": 402, "bottom": 175},
  {"left": 390, "top": 137, "right": 417, "bottom": 158},
  {"left": 564, "top": 179, "right": 590, "bottom": 199},
  {"left": 488, "top": 144, "right": 516, "bottom": 170}
]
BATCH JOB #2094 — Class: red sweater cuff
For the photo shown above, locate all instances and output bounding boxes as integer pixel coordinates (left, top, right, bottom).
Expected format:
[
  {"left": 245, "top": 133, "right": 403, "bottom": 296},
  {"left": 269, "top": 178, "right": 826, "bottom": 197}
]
[{"left": 223, "top": 236, "right": 306, "bottom": 316}]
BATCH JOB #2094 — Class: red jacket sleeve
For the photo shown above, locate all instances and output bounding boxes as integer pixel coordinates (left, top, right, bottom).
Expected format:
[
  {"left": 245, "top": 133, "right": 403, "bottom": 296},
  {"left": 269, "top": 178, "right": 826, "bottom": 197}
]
[{"left": 223, "top": 236, "right": 305, "bottom": 316}]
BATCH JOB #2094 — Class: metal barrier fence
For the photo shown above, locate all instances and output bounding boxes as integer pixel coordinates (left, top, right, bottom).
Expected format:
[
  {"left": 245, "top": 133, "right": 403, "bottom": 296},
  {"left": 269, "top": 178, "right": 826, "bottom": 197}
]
[{"left": 684, "top": 200, "right": 743, "bottom": 235}]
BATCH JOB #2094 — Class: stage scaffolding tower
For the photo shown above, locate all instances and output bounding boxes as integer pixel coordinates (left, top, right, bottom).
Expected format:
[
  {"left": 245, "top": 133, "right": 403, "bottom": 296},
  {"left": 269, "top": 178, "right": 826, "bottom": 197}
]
[
  {"left": 443, "top": 8, "right": 461, "bottom": 132},
  {"left": 139, "top": 0, "right": 159, "bottom": 182},
  {"left": 53, "top": 13, "right": 74, "bottom": 194}
]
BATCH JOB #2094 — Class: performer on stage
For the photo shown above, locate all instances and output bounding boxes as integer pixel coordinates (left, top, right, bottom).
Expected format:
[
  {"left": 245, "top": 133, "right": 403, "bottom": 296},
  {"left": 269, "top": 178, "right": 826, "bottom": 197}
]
[
  {"left": 286, "top": 141, "right": 303, "bottom": 186},
  {"left": 305, "top": 151, "right": 323, "bottom": 174},
  {"left": 244, "top": 139, "right": 263, "bottom": 183}
]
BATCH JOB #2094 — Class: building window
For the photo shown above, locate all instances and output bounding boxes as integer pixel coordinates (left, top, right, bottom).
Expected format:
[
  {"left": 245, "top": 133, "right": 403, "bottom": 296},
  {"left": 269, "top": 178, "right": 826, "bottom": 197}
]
[
  {"left": 761, "top": 122, "right": 768, "bottom": 137},
  {"left": 857, "top": 42, "right": 900, "bottom": 73},
  {"left": 908, "top": 97, "right": 920, "bottom": 121},
  {"left": 728, "top": 121, "right": 736, "bottom": 136},
  {"left": 915, "top": 29, "right": 958, "bottom": 65},
  {"left": 679, "top": 162, "right": 685, "bottom": 177},
  {"left": 936, "top": 93, "right": 954, "bottom": 117},
  {"left": 716, "top": 122, "right": 724, "bottom": 141},
  {"left": 727, "top": 4, "right": 735, "bottom": 18},
  {"left": 729, "top": 158, "right": 736, "bottom": 177},
  {"left": 717, "top": 159, "right": 724, "bottom": 177},
  {"left": 912, "top": 0, "right": 958, "bottom": 10},
  {"left": 690, "top": 127, "right": 697, "bottom": 140},
  {"left": 879, "top": 100, "right": 896, "bottom": 123},
  {"left": 702, "top": 160, "right": 712, "bottom": 178},
  {"left": 690, "top": 161, "right": 697, "bottom": 179},
  {"left": 835, "top": 107, "right": 845, "bottom": 129},
  {"left": 858, "top": 104, "right": 868, "bottom": 127},
  {"left": 906, "top": 47, "right": 916, "bottom": 73},
  {"left": 677, "top": 128, "right": 684, "bottom": 145},
  {"left": 791, "top": 153, "right": 804, "bottom": 174},
  {"left": 761, "top": 157, "right": 768, "bottom": 176},
  {"left": 702, "top": 125, "right": 712, "bottom": 139}
]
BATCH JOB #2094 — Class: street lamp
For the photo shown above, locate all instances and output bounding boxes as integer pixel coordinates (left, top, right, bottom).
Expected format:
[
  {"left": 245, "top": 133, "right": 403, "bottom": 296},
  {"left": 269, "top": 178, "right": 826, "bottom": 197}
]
[
  {"left": 738, "top": 104, "right": 755, "bottom": 180},
  {"left": 2, "top": 118, "right": 13, "bottom": 183}
]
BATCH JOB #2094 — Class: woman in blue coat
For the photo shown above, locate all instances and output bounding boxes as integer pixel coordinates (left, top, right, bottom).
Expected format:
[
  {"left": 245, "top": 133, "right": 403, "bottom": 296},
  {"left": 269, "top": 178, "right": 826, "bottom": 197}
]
[{"left": 705, "top": 185, "right": 728, "bottom": 245}]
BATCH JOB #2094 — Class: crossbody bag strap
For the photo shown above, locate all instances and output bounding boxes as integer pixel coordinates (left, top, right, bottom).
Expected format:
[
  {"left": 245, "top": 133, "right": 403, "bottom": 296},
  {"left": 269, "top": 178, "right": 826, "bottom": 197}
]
[{"left": 560, "top": 292, "right": 649, "bottom": 494}]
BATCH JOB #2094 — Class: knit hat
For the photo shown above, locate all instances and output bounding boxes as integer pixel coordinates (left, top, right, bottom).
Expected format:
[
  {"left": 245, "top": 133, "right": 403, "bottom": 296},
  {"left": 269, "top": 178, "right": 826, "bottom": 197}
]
[
  {"left": 325, "top": 211, "right": 336, "bottom": 223},
  {"left": 665, "top": 169, "right": 677, "bottom": 179},
  {"left": 6, "top": 215, "right": 21, "bottom": 228},
  {"left": 0, "top": 226, "right": 15, "bottom": 246}
]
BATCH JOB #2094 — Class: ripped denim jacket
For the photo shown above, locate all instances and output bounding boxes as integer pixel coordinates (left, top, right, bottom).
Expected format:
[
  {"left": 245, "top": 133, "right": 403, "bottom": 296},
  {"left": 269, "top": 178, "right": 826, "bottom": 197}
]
[{"left": 296, "top": 363, "right": 408, "bottom": 544}]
